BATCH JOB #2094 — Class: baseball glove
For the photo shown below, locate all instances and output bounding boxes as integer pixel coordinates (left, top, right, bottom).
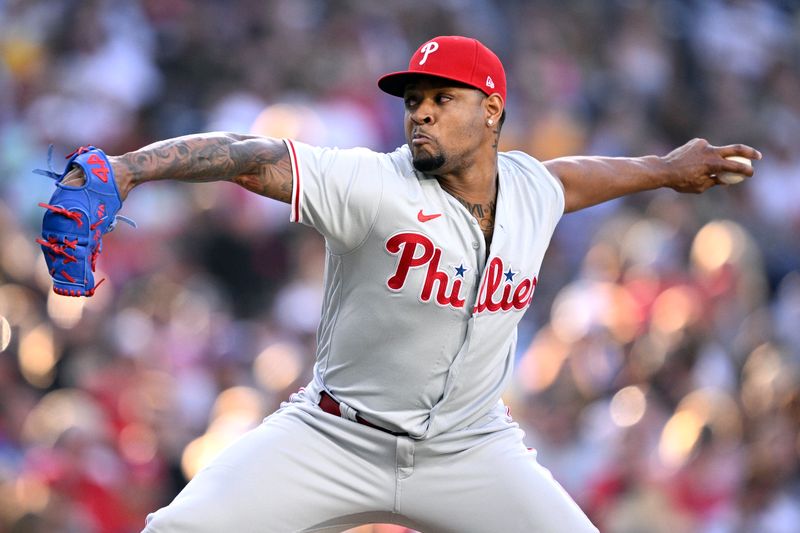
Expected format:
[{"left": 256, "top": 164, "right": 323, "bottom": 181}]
[{"left": 35, "top": 146, "right": 135, "bottom": 297}]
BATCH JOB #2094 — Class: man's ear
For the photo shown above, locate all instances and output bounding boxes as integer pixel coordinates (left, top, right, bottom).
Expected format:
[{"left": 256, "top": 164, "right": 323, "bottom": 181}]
[{"left": 485, "top": 94, "right": 504, "bottom": 125}]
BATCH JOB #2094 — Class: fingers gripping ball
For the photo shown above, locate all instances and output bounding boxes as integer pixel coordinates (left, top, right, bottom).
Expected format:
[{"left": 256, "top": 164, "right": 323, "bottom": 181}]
[
  {"left": 35, "top": 146, "right": 134, "bottom": 297},
  {"left": 718, "top": 156, "right": 753, "bottom": 185}
]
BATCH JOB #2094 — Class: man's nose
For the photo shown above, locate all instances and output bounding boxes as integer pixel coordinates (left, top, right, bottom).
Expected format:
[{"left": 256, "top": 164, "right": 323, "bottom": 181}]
[{"left": 410, "top": 102, "right": 434, "bottom": 125}]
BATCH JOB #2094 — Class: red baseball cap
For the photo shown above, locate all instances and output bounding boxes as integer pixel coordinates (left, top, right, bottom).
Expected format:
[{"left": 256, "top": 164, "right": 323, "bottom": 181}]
[{"left": 378, "top": 36, "right": 506, "bottom": 102}]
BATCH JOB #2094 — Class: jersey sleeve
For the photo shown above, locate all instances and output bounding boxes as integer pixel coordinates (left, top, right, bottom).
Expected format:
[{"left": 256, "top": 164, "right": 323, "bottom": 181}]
[
  {"left": 284, "top": 139, "right": 384, "bottom": 254},
  {"left": 529, "top": 157, "right": 565, "bottom": 231},
  {"left": 504, "top": 151, "right": 565, "bottom": 234}
]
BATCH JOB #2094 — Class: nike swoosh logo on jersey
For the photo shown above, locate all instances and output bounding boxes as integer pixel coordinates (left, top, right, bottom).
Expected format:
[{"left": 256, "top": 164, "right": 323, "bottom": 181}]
[{"left": 417, "top": 210, "right": 442, "bottom": 222}]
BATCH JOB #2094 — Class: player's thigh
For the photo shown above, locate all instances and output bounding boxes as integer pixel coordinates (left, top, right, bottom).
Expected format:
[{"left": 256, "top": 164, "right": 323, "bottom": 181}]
[
  {"left": 143, "top": 405, "right": 393, "bottom": 533},
  {"left": 403, "top": 428, "right": 599, "bottom": 533}
]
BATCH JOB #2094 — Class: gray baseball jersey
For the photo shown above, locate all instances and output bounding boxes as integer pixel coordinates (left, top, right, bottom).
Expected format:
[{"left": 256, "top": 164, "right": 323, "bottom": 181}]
[
  {"left": 144, "top": 142, "right": 599, "bottom": 533},
  {"left": 285, "top": 139, "right": 562, "bottom": 438}
]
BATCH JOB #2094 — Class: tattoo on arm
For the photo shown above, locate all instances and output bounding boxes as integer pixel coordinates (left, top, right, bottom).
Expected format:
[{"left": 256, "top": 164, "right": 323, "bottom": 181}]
[
  {"left": 230, "top": 139, "right": 293, "bottom": 202},
  {"left": 116, "top": 133, "right": 293, "bottom": 203}
]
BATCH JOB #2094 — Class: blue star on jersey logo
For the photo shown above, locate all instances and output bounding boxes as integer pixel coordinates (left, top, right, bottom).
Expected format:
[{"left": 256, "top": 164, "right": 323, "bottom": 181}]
[
  {"left": 454, "top": 264, "right": 468, "bottom": 278},
  {"left": 504, "top": 268, "right": 516, "bottom": 282}
]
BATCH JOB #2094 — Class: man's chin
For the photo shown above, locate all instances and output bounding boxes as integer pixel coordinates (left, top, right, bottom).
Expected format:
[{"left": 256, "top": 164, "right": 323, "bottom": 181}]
[{"left": 412, "top": 152, "right": 446, "bottom": 173}]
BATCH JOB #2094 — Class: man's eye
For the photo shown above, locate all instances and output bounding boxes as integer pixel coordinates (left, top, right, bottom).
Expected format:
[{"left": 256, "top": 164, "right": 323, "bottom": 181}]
[
  {"left": 404, "top": 97, "right": 418, "bottom": 107},
  {"left": 436, "top": 95, "right": 452, "bottom": 103}
]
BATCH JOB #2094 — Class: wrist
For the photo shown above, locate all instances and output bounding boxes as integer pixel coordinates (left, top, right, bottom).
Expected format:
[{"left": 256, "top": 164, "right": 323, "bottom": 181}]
[
  {"left": 110, "top": 155, "right": 135, "bottom": 200},
  {"left": 647, "top": 155, "right": 673, "bottom": 189}
]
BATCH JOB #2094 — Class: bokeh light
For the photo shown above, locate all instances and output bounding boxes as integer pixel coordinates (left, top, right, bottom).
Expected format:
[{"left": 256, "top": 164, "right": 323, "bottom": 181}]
[
  {"left": 659, "top": 409, "right": 705, "bottom": 469},
  {"left": 181, "top": 386, "right": 267, "bottom": 481},
  {"left": 181, "top": 431, "right": 229, "bottom": 481},
  {"left": 209, "top": 386, "right": 265, "bottom": 427},
  {"left": 550, "top": 281, "right": 642, "bottom": 345},
  {"left": 0, "top": 284, "right": 36, "bottom": 326},
  {"left": 22, "top": 389, "right": 109, "bottom": 447},
  {"left": 659, "top": 388, "right": 742, "bottom": 469},
  {"left": 551, "top": 281, "right": 598, "bottom": 343},
  {"left": 46, "top": 291, "right": 85, "bottom": 329},
  {"left": 517, "top": 326, "right": 570, "bottom": 393},
  {"left": 18, "top": 324, "right": 58, "bottom": 388},
  {"left": 650, "top": 285, "right": 700, "bottom": 336},
  {"left": 119, "top": 422, "right": 159, "bottom": 465},
  {"left": 600, "top": 284, "right": 642, "bottom": 343},
  {"left": 740, "top": 343, "right": 794, "bottom": 417},
  {"left": 14, "top": 475, "right": 50, "bottom": 515},
  {"left": 0, "top": 315, "right": 10, "bottom": 351},
  {"left": 251, "top": 103, "right": 326, "bottom": 142},
  {"left": 610, "top": 386, "right": 647, "bottom": 428},
  {"left": 691, "top": 220, "right": 747, "bottom": 273},
  {"left": 254, "top": 343, "right": 304, "bottom": 392}
]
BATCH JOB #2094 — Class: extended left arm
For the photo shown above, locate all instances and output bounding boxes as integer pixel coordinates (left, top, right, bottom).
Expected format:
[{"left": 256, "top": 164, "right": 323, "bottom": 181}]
[{"left": 544, "top": 138, "right": 762, "bottom": 213}]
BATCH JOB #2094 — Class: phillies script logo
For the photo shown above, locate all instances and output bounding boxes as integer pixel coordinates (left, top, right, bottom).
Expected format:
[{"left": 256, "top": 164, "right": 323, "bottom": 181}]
[
  {"left": 386, "top": 232, "right": 465, "bottom": 308},
  {"left": 473, "top": 256, "right": 537, "bottom": 313},
  {"left": 384, "top": 232, "right": 537, "bottom": 313}
]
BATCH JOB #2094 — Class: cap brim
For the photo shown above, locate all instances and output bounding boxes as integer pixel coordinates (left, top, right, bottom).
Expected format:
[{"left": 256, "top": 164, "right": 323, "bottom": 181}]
[
  {"left": 378, "top": 71, "right": 426, "bottom": 97},
  {"left": 378, "top": 71, "right": 483, "bottom": 98}
]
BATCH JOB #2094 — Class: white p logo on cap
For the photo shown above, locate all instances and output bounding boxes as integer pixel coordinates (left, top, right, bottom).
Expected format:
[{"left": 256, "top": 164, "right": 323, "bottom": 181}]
[{"left": 418, "top": 41, "right": 439, "bottom": 65}]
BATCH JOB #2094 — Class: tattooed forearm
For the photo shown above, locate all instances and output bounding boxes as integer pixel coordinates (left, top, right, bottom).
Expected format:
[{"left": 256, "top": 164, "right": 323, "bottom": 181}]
[{"left": 112, "top": 132, "right": 293, "bottom": 203}]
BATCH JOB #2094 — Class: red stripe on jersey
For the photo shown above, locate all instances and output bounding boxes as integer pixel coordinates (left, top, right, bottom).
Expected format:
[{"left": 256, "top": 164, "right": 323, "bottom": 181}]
[{"left": 286, "top": 139, "right": 301, "bottom": 222}]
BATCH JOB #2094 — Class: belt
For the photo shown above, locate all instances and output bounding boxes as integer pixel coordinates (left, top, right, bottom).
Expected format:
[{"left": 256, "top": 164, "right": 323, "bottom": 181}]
[{"left": 318, "top": 391, "right": 407, "bottom": 436}]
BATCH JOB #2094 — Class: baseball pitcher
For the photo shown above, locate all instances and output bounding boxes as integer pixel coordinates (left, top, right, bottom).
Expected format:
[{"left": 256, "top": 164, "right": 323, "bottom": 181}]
[{"left": 37, "top": 36, "right": 759, "bottom": 533}]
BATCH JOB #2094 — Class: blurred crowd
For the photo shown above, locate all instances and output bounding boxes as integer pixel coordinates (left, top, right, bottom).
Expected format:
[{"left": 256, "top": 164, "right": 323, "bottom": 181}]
[{"left": 1, "top": 0, "right": 799, "bottom": 532}]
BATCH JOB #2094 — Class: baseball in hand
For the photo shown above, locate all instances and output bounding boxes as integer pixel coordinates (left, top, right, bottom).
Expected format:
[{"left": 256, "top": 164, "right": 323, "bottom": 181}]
[{"left": 717, "top": 156, "right": 752, "bottom": 185}]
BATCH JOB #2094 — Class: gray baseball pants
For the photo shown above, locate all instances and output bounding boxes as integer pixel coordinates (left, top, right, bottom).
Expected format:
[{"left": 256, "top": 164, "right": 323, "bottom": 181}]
[{"left": 143, "top": 391, "right": 599, "bottom": 533}]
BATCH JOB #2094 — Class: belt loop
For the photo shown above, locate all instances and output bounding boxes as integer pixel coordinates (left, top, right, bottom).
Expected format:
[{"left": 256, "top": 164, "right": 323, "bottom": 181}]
[{"left": 339, "top": 401, "right": 359, "bottom": 422}]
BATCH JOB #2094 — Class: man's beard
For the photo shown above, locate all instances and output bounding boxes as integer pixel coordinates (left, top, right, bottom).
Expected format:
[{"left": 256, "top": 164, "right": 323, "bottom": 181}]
[{"left": 412, "top": 152, "right": 446, "bottom": 173}]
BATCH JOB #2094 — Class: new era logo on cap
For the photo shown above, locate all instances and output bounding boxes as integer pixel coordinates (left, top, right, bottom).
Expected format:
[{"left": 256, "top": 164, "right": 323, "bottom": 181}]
[{"left": 378, "top": 36, "right": 506, "bottom": 102}]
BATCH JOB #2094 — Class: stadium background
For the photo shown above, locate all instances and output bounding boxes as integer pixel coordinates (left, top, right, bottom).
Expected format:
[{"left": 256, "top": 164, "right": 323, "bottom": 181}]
[{"left": 1, "top": 0, "right": 799, "bottom": 531}]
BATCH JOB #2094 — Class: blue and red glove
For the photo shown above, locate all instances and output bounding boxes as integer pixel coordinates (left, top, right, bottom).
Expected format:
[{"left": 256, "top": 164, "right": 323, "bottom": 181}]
[{"left": 35, "top": 146, "right": 134, "bottom": 297}]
